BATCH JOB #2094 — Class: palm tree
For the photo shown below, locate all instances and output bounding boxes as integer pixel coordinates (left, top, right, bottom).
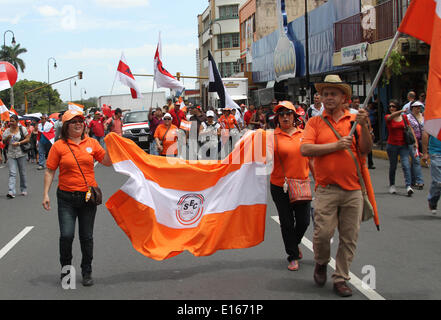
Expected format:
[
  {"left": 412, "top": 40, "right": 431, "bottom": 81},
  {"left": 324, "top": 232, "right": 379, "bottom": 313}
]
[{"left": 0, "top": 43, "right": 27, "bottom": 107}]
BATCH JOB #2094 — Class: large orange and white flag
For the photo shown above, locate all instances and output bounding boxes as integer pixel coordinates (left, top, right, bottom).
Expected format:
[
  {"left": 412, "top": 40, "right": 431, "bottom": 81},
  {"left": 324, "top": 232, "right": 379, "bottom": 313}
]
[
  {"left": 105, "top": 131, "right": 268, "bottom": 261},
  {"left": 0, "top": 99, "right": 10, "bottom": 121},
  {"left": 68, "top": 102, "right": 84, "bottom": 113},
  {"left": 399, "top": 0, "right": 441, "bottom": 139}
]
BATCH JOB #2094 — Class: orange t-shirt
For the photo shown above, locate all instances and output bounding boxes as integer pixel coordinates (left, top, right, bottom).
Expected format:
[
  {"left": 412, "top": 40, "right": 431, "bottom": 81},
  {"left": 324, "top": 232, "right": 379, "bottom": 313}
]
[
  {"left": 301, "top": 110, "right": 363, "bottom": 191},
  {"left": 270, "top": 128, "right": 310, "bottom": 187},
  {"left": 154, "top": 124, "right": 178, "bottom": 156},
  {"left": 46, "top": 137, "right": 106, "bottom": 192},
  {"left": 218, "top": 115, "right": 237, "bottom": 130}
]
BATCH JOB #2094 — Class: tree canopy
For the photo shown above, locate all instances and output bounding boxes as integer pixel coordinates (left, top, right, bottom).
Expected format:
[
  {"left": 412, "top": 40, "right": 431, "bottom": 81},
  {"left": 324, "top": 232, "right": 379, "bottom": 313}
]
[{"left": 0, "top": 79, "right": 63, "bottom": 114}]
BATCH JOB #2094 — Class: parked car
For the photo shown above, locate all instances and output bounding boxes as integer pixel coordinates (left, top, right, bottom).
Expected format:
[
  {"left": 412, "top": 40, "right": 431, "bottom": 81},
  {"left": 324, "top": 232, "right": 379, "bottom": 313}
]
[{"left": 122, "top": 110, "right": 151, "bottom": 152}]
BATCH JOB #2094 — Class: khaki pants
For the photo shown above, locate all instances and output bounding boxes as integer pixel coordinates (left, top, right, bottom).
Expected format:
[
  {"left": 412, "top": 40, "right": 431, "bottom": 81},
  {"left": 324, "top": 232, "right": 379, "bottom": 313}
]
[{"left": 313, "top": 185, "right": 363, "bottom": 283}]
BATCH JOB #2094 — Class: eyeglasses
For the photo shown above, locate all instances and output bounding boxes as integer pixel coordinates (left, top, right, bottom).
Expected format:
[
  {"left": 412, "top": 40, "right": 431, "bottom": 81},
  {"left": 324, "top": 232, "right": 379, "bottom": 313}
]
[
  {"left": 69, "top": 119, "right": 84, "bottom": 125},
  {"left": 277, "top": 110, "right": 294, "bottom": 116}
]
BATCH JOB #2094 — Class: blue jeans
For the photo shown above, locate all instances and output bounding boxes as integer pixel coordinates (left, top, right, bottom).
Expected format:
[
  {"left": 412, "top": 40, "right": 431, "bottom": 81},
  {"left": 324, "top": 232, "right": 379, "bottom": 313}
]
[
  {"left": 386, "top": 144, "right": 412, "bottom": 187},
  {"left": 428, "top": 154, "right": 441, "bottom": 208},
  {"left": 149, "top": 141, "right": 159, "bottom": 155},
  {"left": 410, "top": 145, "right": 424, "bottom": 185},
  {"left": 8, "top": 156, "right": 27, "bottom": 196},
  {"left": 38, "top": 141, "right": 51, "bottom": 167},
  {"left": 57, "top": 189, "right": 97, "bottom": 275}
]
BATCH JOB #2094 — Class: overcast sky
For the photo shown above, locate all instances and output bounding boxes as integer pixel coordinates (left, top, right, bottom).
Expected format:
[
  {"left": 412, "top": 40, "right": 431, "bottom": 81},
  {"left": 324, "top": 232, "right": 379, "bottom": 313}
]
[{"left": 0, "top": 0, "right": 208, "bottom": 103}]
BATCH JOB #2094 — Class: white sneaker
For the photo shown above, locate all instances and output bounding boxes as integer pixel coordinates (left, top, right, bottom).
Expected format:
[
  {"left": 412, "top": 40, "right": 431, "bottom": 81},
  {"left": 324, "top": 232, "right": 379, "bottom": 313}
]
[
  {"left": 389, "top": 185, "right": 397, "bottom": 194},
  {"left": 407, "top": 186, "right": 414, "bottom": 197}
]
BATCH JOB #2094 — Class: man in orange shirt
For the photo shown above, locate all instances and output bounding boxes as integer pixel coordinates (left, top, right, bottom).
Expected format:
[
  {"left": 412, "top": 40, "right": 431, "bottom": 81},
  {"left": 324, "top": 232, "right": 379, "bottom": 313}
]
[
  {"left": 300, "top": 75, "right": 372, "bottom": 297},
  {"left": 154, "top": 113, "right": 178, "bottom": 157},
  {"left": 218, "top": 108, "right": 241, "bottom": 156}
]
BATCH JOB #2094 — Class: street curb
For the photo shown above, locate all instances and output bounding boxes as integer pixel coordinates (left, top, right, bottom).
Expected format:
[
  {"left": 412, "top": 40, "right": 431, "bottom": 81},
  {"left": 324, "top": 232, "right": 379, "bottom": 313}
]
[{"left": 372, "top": 149, "right": 429, "bottom": 168}]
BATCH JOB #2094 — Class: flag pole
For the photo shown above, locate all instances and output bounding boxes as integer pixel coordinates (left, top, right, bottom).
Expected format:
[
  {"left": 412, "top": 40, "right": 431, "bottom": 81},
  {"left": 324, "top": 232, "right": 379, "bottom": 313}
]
[
  {"left": 149, "top": 79, "right": 155, "bottom": 111},
  {"left": 349, "top": 30, "right": 401, "bottom": 136}
]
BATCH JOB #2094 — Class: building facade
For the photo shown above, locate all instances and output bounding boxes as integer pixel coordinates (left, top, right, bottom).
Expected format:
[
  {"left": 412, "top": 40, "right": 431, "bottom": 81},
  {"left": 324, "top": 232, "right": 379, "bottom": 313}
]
[
  {"left": 197, "top": 0, "right": 247, "bottom": 107},
  {"left": 246, "top": 0, "right": 427, "bottom": 144}
]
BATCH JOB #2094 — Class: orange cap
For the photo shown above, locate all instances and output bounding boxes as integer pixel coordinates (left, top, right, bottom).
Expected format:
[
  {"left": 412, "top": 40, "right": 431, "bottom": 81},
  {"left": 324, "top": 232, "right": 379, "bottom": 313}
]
[
  {"left": 274, "top": 101, "right": 296, "bottom": 113},
  {"left": 62, "top": 110, "right": 85, "bottom": 123}
]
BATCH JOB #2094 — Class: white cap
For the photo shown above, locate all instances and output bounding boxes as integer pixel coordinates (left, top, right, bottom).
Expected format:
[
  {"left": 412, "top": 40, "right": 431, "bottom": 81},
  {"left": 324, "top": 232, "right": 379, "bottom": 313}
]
[
  {"left": 411, "top": 101, "right": 424, "bottom": 108},
  {"left": 163, "top": 113, "right": 172, "bottom": 120},
  {"left": 206, "top": 110, "right": 215, "bottom": 117}
]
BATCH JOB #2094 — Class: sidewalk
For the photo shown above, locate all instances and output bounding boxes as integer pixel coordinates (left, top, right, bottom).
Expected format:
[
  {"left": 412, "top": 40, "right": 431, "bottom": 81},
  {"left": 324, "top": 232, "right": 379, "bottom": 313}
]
[{"left": 372, "top": 144, "right": 429, "bottom": 168}]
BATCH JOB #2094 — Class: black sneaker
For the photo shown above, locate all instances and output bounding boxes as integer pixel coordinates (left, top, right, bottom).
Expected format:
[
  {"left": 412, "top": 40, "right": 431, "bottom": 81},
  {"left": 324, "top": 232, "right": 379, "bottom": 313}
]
[
  {"left": 82, "top": 273, "right": 94, "bottom": 287},
  {"left": 6, "top": 194, "right": 15, "bottom": 199}
]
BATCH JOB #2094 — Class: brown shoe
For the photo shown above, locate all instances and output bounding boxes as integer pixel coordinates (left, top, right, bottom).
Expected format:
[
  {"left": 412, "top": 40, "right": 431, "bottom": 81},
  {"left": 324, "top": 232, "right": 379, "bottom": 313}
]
[
  {"left": 333, "top": 281, "right": 353, "bottom": 297},
  {"left": 313, "top": 263, "right": 327, "bottom": 287}
]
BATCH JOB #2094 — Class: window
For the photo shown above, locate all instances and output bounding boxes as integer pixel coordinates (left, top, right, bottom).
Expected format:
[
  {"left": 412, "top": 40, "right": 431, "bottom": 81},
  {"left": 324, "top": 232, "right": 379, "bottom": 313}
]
[
  {"left": 220, "top": 62, "right": 240, "bottom": 77},
  {"left": 203, "top": 17, "right": 210, "bottom": 32},
  {"left": 219, "top": 5, "right": 238, "bottom": 19},
  {"left": 217, "top": 33, "right": 240, "bottom": 49}
]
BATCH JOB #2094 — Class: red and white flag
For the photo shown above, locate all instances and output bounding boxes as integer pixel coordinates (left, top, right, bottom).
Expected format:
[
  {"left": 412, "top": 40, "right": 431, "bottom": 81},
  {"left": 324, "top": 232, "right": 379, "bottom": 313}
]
[
  {"left": 0, "top": 63, "right": 17, "bottom": 92},
  {"left": 117, "top": 53, "right": 143, "bottom": 99},
  {"left": 0, "top": 99, "right": 10, "bottom": 122},
  {"left": 38, "top": 121, "right": 55, "bottom": 144},
  {"left": 399, "top": 0, "right": 441, "bottom": 140},
  {"left": 153, "top": 33, "right": 185, "bottom": 93},
  {"left": 105, "top": 130, "right": 268, "bottom": 260}
]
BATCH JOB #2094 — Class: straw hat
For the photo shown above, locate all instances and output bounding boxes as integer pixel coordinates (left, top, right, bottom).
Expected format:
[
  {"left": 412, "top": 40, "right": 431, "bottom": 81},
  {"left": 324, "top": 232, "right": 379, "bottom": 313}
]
[{"left": 314, "top": 75, "right": 352, "bottom": 99}]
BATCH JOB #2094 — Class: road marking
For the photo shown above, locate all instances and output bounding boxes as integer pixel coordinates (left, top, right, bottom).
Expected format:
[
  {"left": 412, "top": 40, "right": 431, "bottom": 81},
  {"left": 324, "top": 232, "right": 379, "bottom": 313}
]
[
  {"left": 0, "top": 227, "right": 34, "bottom": 261},
  {"left": 271, "top": 216, "right": 385, "bottom": 300}
]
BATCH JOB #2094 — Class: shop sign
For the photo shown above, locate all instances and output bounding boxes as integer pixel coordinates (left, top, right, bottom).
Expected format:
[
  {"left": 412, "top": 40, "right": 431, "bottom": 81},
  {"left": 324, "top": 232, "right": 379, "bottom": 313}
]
[{"left": 341, "top": 42, "right": 369, "bottom": 65}]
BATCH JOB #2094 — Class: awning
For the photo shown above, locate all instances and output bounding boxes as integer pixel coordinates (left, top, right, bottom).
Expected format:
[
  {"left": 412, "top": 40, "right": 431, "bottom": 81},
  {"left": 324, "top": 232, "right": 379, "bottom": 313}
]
[{"left": 230, "top": 95, "right": 247, "bottom": 100}]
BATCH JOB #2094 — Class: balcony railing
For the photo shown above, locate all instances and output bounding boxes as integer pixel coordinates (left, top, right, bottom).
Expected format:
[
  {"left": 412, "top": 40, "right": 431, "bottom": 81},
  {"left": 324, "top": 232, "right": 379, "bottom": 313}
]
[{"left": 334, "top": 0, "right": 408, "bottom": 52}]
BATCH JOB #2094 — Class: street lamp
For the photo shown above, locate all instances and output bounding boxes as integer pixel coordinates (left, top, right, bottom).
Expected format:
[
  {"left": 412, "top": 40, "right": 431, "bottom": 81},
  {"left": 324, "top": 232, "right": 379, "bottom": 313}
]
[
  {"left": 3, "top": 30, "right": 16, "bottom": 48},
  {"left": 47, "top": 57, "right": 57, "bottom": 114},
  {"left": 209, "top": 22, "right": 223, "bottom": 77}
]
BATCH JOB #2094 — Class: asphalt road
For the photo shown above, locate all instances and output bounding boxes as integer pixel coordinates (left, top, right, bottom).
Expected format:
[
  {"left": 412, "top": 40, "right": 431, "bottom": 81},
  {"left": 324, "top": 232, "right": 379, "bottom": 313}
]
[{"left": 0, "top": 153, "right": 440, "bottom": 301}]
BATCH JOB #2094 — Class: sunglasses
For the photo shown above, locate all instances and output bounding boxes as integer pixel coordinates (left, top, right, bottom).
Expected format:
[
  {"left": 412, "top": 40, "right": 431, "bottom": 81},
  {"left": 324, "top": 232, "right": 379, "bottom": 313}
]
[
  {"left": 69, "top": 119, "right": 84, "bottom": 125},
  {"left": 163, "top": 118, "right": 172, "bottom": 120},
  {"left": 277, "top": 110, "right": 294, "bottom": 116},
  {"left": 389, "top": 105, "right": 397, "bottom": 108}
]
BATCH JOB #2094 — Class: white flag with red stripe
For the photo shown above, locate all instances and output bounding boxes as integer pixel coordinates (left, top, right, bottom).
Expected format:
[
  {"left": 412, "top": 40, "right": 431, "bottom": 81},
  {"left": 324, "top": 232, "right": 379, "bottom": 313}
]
[
  {"left": 0, "top": 64, "right": 12, "bottom": 92},
  {"left": 153, "top": 33, "right": 185, "bottom": 92},
  {"left": 117, "top": 53, "right": 143, "bottom": 99},
  {"left": 104, "top": 130, "right": 269, "bottom": 261}
]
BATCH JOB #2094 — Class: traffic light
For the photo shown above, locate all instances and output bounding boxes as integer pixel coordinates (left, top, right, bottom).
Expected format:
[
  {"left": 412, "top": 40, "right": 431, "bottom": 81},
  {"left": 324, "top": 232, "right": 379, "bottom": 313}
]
[
  {"left": 78, "top": 71, "right": 83, "bottom": 79},
  {"left": 176, "top": 72, "right": 181, "bottom": 81}
]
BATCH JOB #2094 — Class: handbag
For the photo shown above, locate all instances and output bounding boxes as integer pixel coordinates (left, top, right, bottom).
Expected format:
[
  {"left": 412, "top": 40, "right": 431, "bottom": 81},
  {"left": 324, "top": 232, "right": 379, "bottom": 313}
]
[
  {"left": 321, "top": 116, "right": 374, "bottom": 222},
  {"left": 65, "top": 142, "right": 102, "bottom": 206},
  {"left": 403, "top": 115, "right": 416, "bottom": 146},
  {"left": 274, "top": 134, "right": 312, "bottom": 203},
  {"left": 19, "top": 126, "right": 32, "bottom": 153}
]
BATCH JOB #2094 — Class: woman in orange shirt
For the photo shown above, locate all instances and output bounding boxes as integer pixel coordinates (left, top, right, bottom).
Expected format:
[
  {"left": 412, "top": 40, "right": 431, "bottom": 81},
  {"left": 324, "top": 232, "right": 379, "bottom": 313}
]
[
  {"left": 270, "top": 101, "right": 313, "bottom": 272},
  {"left": 42, "top": 110, "right": 112, "bottom": 287},
  {"left": 154, "top": 113, "right": 178, "bottom": 157}
]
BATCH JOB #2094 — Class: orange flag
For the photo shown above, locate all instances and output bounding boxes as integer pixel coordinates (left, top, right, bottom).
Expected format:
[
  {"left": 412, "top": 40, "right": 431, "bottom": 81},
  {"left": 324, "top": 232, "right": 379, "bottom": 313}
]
[
  {"left": 399, "top": 0, "right": 441, "bottom": 140},
  {"left": 0, "top": 99, "right": 10, "bottom": 122},
  {"left": 105, "top": 131, "right": 268, "bottom": 261}
]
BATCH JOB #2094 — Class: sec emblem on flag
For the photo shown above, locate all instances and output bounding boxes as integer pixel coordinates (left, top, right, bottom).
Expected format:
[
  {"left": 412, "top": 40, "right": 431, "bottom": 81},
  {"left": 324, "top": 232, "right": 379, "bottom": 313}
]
[{"left": 176, "top": 194, "right": 205, "bottom": 226}]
